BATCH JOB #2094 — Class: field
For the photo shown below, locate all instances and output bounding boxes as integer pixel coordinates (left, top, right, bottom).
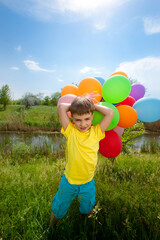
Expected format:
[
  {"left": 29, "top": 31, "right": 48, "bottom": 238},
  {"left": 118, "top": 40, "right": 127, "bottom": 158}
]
[
  {"left": 0, "top": 105, "right": 160, "bottom": 239},
  {"left": 0, "top": 105, "right": 60, "bottom": 131},
  {"left": 0, "top": 152, "right": 160, "bottom": 240}
]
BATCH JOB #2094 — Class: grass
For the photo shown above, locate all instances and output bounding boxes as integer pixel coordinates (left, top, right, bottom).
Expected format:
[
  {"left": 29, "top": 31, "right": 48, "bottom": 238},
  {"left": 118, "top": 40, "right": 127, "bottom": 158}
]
[
  {"left": 24, "top": 105, "right": 59, "bottom": 123},
  {"left": 0, "top": 105, "right": 61, "bottom": 131},
  {"left": 0, "top": 153, "right": 160, "bottom": 240},
  {"left": 0, "top": 105, "right": 21, "bottom": 120}
]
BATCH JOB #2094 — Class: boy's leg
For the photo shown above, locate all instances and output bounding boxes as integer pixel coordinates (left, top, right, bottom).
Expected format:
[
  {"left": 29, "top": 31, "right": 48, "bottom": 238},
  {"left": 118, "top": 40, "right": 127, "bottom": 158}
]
[
  {"left": 78, "top": 178, "right": 96, "bottom": 215},
  {"left": 40, "top": 213, "right": 59, "bottom": 239},
  {"left": 52, "top": 174, "right": 78, "bottom": 220},
  {"left": 87, "top": 208, "right": 94, "bottom": 216},
  {"left": 49, "top": 212, "right": 59, "bottom": 227}
]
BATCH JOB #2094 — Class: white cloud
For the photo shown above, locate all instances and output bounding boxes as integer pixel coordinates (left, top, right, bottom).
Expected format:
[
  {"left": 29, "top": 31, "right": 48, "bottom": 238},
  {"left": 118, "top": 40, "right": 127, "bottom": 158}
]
[
  {"left": 57, "top": 0, "right": 123, "bottom": 16},
  {"left": 116, "top": 57, "right": 160, "bottom": 98},
  {"left": 0, "top": 0, "right": 130, "bottom": 28},
  {"left": 80, "top": 66, "right": 101, "bottom": 75},
  {"left": 94, "top": 23, "right": 106, "bottom": 30},
  {"left": 10, "top": 66, "right": 20, "bottom": 70},
  {"left": 57, "top": 77, "right": 64, "bottom": 82},
  {"left": 143, "top": 17, "right": 160, "bottom": 35},
  {"left": 15, "top": 45, "right": 22, "bottom": 52},
  {"left": 24, "top": 60, "right": 55, "bottom": 72}
]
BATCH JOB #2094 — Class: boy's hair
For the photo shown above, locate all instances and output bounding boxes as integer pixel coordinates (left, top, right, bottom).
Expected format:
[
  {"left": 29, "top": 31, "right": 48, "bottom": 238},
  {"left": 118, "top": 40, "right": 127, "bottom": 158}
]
[{"left": 69, "top": 97, "right": 95, "bottom": 116}]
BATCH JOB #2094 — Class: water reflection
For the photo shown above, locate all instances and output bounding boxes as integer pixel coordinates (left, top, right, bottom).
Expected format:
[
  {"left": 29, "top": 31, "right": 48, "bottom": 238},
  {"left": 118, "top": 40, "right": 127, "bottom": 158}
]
[
  {"left": 0, "top": 132, "right": 65, "bottom": 151},
  {"left": 0, "top": 131, "right": 160, "bottom": 152},
  {"left": 131, "top": 132, "right": 160, "bottom": 151}
]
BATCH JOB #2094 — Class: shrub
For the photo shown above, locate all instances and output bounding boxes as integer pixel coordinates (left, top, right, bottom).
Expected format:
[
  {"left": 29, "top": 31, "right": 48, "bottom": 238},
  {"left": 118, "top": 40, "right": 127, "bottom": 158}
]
[{"left": 121, "top": 121, "right": 145, "bottom": 154}]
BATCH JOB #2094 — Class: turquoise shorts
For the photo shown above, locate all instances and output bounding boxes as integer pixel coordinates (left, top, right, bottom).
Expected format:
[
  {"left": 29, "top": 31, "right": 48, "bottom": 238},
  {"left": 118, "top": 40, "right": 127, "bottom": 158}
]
[{"left": 52, "top": 174, "right": 96, "bottom": 219}]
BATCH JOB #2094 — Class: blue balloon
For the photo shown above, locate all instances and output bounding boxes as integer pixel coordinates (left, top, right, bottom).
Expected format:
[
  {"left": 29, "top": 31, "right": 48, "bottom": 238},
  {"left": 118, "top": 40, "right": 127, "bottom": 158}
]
[
  {"left": 95, "top": 77, "right": 105, "bottom": 86},
  {"left": 133, "top": 98, "right": 160, "bottom": 122}
]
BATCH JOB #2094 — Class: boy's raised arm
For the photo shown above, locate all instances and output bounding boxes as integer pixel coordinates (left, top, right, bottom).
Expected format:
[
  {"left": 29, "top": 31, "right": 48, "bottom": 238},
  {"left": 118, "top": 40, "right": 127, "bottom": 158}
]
[
  {"left": 94, "top": 104, "right": 114, "bottom": 133},
  {"left": 58, "top": 103, "right": 71, "bottom": 131}
]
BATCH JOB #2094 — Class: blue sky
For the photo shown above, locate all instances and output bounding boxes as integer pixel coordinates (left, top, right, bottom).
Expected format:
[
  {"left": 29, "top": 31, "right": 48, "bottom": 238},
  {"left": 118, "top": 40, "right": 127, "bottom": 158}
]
[{"left": 0, "top": 0, "right": 160, "bottom": 100}]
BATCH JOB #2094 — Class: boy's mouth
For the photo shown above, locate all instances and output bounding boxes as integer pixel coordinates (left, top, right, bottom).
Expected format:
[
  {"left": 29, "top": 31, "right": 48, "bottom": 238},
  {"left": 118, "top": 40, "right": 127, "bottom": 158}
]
[{"left": 80, "top": 127, "right": 87, "bottom": 131}]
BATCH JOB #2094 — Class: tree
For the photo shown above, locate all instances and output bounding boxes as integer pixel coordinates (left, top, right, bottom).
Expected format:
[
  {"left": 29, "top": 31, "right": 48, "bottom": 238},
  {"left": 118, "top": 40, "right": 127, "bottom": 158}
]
[
  {"left": 50, "top": 92, "right": 61, "bottom": 106},
  {"left": 43, "top": 96, "right": 51, "bottom": 105},
  {"left": 21, "top": 93, "right": 40, "bottom": 109},
  {"left": 0, "top": 84, "right": 11, "bottom": 110}
]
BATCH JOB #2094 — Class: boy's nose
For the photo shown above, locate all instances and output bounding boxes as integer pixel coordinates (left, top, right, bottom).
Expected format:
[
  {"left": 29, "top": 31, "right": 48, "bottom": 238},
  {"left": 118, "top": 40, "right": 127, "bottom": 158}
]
[{"left": 81, "top": 122, "right": 86, "bottom": 127}]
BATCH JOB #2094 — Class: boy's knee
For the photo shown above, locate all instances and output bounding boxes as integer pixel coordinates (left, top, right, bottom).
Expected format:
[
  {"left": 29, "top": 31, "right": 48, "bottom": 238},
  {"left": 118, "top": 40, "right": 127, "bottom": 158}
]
[
  {"left": 52, "top": 197, "right": 68, "bottom": 219},
  {"left": 79, "top": 199, "right": 95, "bottom": 215}
]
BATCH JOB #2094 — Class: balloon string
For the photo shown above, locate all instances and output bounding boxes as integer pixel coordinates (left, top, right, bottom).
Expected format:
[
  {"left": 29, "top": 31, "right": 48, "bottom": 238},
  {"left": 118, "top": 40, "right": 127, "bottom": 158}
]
[{"left": 81, "top": 91, "right": 101, "bottom": 103}]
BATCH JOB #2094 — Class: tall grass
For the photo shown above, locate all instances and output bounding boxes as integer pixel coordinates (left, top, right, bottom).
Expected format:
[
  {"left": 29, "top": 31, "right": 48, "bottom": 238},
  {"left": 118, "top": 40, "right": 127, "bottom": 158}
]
[
  {"left": 0, "top": 153, "right": 160, "bottom": 240},
  {"left": 140, "top": 140, "right": 160, "bottom": 154}
]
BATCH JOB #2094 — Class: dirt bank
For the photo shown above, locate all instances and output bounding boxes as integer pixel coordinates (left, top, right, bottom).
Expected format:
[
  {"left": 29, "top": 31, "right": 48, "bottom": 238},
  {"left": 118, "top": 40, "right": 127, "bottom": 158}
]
[{"left": 144, "top": 120, "right": 160, "bottom": 132}]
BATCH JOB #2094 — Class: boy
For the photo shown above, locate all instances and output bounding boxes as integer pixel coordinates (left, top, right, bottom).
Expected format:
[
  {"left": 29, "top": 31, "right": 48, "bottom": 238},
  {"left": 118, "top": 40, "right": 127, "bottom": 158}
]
[{"left": 50, "top": 96, "right": 114, "bottom": 226}]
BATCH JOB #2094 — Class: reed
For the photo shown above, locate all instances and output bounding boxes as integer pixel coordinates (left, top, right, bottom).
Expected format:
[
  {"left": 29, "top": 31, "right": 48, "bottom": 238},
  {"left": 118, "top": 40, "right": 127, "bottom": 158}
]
[{"left": 140, "top": 140, "right": 160, "bottom": 154}]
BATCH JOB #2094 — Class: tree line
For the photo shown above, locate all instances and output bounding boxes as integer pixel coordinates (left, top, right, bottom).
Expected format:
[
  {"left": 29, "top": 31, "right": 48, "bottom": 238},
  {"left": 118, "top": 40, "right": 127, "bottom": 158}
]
[{"left": 0, "top": 84, "right": 61, "bottom": 110}]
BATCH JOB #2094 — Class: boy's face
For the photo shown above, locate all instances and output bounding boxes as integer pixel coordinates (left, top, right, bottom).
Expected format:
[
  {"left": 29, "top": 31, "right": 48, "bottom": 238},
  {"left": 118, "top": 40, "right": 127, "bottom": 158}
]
[{"left": 72, "top": 112, "right": 93, "bottom": 132}]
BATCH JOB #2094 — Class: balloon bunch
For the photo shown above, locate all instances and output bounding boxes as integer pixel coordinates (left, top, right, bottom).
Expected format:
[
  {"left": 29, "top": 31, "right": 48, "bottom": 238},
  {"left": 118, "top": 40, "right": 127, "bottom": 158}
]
[{"left": 58, "top": 71, "right": 160, "bottom": 159}]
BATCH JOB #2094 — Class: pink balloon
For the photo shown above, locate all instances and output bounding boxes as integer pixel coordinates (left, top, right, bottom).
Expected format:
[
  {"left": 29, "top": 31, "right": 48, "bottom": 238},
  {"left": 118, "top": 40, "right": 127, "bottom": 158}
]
[
  {"left": 57, "top": 94, "right": 77, "bottom": 107},
  {"left": 113, "top": 126, "right": 124, "bottom": 136}
]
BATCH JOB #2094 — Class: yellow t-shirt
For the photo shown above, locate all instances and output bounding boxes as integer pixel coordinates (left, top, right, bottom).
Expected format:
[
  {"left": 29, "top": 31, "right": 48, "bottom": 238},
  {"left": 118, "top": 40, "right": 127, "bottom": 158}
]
[{"left": 61, "top": 122, "right": 105, "bottom": 184}]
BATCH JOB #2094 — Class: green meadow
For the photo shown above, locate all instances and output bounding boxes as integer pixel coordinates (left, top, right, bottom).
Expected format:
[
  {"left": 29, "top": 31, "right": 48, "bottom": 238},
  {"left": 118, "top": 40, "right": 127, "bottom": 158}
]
[
  {"left": 0, "top": 151, "right": 160, "bottom": 240},
  {"left": 0, "top": 105, "right": 60, "bottom": 131},
  {"left": 0, "top": 105, "right": 160, "bottom": 239}
]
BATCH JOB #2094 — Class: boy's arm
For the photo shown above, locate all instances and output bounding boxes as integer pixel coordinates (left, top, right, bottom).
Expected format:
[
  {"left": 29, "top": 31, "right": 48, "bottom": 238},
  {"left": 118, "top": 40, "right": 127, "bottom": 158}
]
[
  {"left": 94, "top": 104, "right": 114, "bottom": 133},
  {"left": 58, "top": 103, "right": 71, "bottom": 131}
]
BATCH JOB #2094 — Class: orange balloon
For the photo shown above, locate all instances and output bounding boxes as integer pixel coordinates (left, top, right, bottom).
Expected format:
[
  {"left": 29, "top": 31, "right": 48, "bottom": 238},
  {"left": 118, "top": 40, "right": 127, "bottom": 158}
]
[
  {"left": 116, "top": 105, "right": 137, "bottom": 128},
  {"left": 78, "top": 77, "right": 102, "bottom": 103},
  {"left": 61, "top": 84, "right": 79, "bottom": 97},
  {"left": 110, "top": 71, "right": 128, "bottom": 79}
]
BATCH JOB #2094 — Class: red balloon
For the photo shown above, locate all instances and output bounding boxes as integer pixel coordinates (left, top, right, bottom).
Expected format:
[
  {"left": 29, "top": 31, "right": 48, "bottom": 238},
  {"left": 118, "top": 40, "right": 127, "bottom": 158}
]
[
  {"left": 116, "top": 96, "right": 136, "bottom": 107},
  {"left": 99, "top": 130, "right": 122, "bottom": 158}
]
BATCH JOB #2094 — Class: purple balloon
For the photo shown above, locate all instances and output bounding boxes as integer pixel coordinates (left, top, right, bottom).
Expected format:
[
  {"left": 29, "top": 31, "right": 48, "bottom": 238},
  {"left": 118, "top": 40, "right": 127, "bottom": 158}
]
[{"left": 129, "top": 83, "right": 145, "bottom": 101}]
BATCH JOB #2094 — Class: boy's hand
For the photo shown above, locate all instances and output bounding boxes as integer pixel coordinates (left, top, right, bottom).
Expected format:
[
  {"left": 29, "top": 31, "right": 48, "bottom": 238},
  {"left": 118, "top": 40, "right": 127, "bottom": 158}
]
[{"left": 58, "top": 103, "right": 71, "bottom": 131}]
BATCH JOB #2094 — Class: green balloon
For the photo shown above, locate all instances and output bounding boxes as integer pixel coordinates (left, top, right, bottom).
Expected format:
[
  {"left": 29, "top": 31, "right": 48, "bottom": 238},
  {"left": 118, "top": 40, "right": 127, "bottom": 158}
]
[
  {"left": 92, "top": 102, "right": 119, "bottom": 131},
  {"left": 102, "top": 75, "right": 131, "bottom": 103}
]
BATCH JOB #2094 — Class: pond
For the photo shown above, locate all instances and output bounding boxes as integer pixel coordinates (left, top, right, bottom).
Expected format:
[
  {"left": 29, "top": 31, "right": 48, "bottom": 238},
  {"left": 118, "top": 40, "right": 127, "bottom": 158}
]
[
  {"left": 0, "top": 132, "right": 65, "bottom": 151},
  {"left": 130, "top": 132, "right": 160, "bottom": 151},
  {"left": 0, "top": 131, "right": 160, "bottom": 152}
]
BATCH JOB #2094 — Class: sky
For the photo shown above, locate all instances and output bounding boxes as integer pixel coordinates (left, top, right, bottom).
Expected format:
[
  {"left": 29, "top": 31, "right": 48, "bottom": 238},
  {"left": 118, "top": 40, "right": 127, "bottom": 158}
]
[{"left": 0, "top": 0, "right": 160, "bottom": 100}]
